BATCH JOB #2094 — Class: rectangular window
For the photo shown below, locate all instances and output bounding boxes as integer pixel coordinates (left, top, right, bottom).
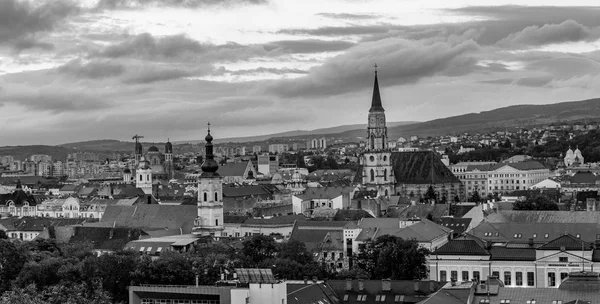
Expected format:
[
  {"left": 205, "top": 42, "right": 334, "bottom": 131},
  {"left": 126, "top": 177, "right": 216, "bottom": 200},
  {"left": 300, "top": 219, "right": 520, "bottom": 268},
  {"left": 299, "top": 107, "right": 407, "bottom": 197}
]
[
  {"left": 451, "top": 271, "right": 458, "bottom": 282},
  {"left": 559, "top": 257, "right": 568, "bottom": 262},
  {"left": 548, "top": 272, "right": 556, "bottom": 287},
  {"left": 527, "top": 272, "right": 535, "bottom": 286},
  {"left": 473, "top": 271, "right": 480, "bottom": 282},
  {"left": 560, "top": 272, "right": 568, "bottom": 282},
  {"left": 462, "top": 271, "right": 469, "bottom": 282},
  {"left": 504, "top": 272, "right": 512, "bottom": 286},
  {"left": 492, "top": 271, "right": 500, "bottom": 278},
  {"left": 440, "top": 271, "right": 447, "bottom": 282},
  {"left": 516, "top": 272, "right": 523, "bottom": 286}
]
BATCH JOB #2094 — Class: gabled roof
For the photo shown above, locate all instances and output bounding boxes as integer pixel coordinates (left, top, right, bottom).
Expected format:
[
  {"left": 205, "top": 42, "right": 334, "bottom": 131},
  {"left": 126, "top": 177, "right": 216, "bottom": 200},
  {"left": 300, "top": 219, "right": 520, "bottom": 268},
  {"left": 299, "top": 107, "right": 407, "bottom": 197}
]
[
  {"left": 223, "top": 185, "right": 272, "bottom": 197},
  {"left": 470, "top": 222, "right": 600, "bottom": 244},
  {"left": 433, "top": 236, "right": 489, "bottom": 256},
  {"left": 86, "top": 204, "right": 197, "bottom": 235},
  {"left": 327, "top": 279, "right": 443, "bottom": 304},
  {"left": 438, "top": 217, "right": 472, "bottom": 235},
  {"left": 390, "top": 151, "right": 461, "bottom": 185},
  {"left": 218, "top": 162, "right": 250, "bottom": 177},
  {"left": 296, "top": 186, "right": 353, "bottom": 200},
  {"left": 287, "top": 283, "right": 340, "bottom": 304},
  {"left": 290, "top": 220, "right": 353, "bottom": 251},
  {"left": 318, "top": 231, "right": 344, "bottom": 251},
  {"left": 69, "top": 226, "right": 148, "bottom": 251},
  {"left": 489, "top": 246, "right": 536, "bottom": 261},
  {"left": 486, "top": 211, "right": 600, "bottom": 224},
  {"left": 492, "top": 161, "right": 547, "bottom": 171},
  {"left": 394, "top": 219, "right": 453, "bottom": 242},
  {"left": 537, "top": 234, "right": 590, "bottom": 251},
  {"left": 568, "top": 171, "right": 600, "bottom": 184}
]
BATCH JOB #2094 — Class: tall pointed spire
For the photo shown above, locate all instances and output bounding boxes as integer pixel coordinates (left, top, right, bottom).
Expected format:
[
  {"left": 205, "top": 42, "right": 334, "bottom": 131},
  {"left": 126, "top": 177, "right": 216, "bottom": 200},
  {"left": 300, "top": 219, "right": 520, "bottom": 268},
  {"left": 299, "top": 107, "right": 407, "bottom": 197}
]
[{"left": 370, "top": 63, "right": 384, "bottom": 112}]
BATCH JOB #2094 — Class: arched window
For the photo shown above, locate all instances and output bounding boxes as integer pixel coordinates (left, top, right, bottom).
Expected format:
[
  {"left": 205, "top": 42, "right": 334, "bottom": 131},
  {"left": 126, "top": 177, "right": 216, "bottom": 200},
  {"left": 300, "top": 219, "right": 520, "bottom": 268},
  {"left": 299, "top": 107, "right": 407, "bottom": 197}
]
[
  {"left": 139, "top": 175, "right": 143, "bottom": 181},
  {"left": 215, "top": 219, "right": 219, "bottom": 226},
  {"left": 146, "top": 174, "right": 150, "bottom": 181},
  {"left": 370, "top": 169, "right": 375, "bottom": 182},
  {"left": 385, "top": 189, "right": 389, "bottom": 196},
  {"left": 384, "top": 169, "right": 387, "bottom": 181},
  {"left": 214, "top": 192, "right": 218, "bottom": 201},
  {"left": 370, "top": 135, "right": 375, "bottom": 150},
  {"left": 203, "top": 192, "right": 207, "bottom": 202}
]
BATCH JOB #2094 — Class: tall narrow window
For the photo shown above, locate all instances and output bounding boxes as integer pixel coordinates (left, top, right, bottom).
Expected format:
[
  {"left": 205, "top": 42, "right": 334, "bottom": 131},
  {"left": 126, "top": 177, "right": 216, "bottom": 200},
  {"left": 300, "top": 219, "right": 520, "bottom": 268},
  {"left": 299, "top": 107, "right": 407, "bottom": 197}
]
[
  {"left": 548, "top": 272, "right": 556, "bottom": 287},
  {"left": 203, "top": 192, "right": 207, "bottom": 202},
  {"left": 527, "top": 272, "right": 535, "bottom": 286},
  {"left": 139, "top": 175, "right": 142, "bottom": 181},
  {"left": 516, "top": 272, "right": 523, "bottom": 286},
  {"left": 215, "top": 219, "right": 219, "bottom": 226},
  {"left": 214, "top": 192, "right": 218, "bottom": 201},
  {"left": 504, "top": 272, "right": 512, "bottom": 286},
  {"left": 384, "top": 169, "right": 387, "bottom": 181},
  {"left": 440, "top": 271, "right": 447, "bottom": 281},
  {"left": 370, "top": 169, "right": 375, "bottom": 182}
]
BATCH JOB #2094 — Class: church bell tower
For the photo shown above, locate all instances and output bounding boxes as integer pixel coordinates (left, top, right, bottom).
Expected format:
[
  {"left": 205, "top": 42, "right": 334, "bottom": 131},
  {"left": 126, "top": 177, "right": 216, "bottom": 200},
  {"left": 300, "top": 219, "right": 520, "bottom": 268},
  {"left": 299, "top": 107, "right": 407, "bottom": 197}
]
[
  {"left": 362, "top": 64, "right": 394, "bottom": 197},
  {"left": 192, "top": 123, "right": 224, "bottom": 237}
]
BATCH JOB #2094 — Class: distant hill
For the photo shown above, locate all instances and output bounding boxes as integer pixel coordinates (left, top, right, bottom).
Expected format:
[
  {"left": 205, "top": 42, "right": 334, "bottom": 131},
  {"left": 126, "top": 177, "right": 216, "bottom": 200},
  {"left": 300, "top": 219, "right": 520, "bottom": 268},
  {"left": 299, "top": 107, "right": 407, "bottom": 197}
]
[
  {"left": 0, "top": 145, "right": 74, "bottom": 161},
  {"left": 301, "top": 97, "right": 600, "bottom": 142},
  {"left": 180, "top": 121, "right": 419, "bottom": 144},
  {"left": 59, "top": 140, "right": 167, "bottom": 152}
]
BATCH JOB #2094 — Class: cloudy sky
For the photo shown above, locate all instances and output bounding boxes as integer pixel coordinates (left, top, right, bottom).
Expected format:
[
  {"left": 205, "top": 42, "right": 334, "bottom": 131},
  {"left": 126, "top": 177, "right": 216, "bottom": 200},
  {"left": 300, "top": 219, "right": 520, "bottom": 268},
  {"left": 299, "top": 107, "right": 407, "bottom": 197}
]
[{"left": 1, "top": 0, "right": 600, "bottom": 145}]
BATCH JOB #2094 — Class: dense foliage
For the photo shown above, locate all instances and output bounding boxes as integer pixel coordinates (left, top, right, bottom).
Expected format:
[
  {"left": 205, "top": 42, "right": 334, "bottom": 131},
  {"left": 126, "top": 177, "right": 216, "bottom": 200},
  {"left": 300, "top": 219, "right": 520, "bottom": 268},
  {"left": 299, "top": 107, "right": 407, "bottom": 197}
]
[
  {"left": 513, "top": 194, "right": 559, "bottom": 211},
  {"left": 0, "top": 234, "right": 432, "bottom": 303}
]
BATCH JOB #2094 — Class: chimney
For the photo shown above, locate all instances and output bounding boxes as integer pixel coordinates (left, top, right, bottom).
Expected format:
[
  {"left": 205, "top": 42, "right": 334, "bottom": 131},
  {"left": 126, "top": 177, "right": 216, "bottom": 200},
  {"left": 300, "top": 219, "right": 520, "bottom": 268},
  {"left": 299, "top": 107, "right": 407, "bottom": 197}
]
[
  {"left": 346, "top": 278, "right": 352, "bottom": 291},
  {"left": 382, "top": 279, "right": 391, "bottom": 291},
  {"left": 358, "top": 279, "right": 364, "bottom": 291}
]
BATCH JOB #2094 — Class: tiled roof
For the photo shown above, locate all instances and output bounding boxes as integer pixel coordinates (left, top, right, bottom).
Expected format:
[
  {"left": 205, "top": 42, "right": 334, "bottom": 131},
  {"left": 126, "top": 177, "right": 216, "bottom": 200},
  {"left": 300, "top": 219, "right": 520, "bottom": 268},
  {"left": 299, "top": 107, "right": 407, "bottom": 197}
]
[
  {"left": 465, "top": 164, "right": 495, "bottom": 172},
  {"left": 334, "top": 209, "right": 373, "bottom": 221},
  {"left": 318, "top": 231, "right": 344, "bottom": 251},
  {"left": 218, "top": 162, "right": 250, "bottom": 177},
  {"left": 290, "top": 220, "right": 353, "bottom": 251},
  {"left": 296, "top": 186, "right": 353, "bottom": 200},
  {"left": 388, "top": 204, "right": 452, "bottom": 220},
  {"left": 473, "top": 285, "right": 600, "bottom": 304},
  {"left": 69, "top": 226, "right": 148, "bottom": 250},
  {"left": 438, "top": 217, "right": 472, "bottom": 235},
  {"left": 0, "top": 189, "right": 37, "bottom": 206},
  {"left": 492, "top": 161, "right": 547, "bottom": 171},
  {"left": 223, "top": 185, "right": 272, "bottom": 197},
  {"left": 470, "top": 222, "right": 600, "bottom": 244},
  {"left": 537, "top": 234, "right": 590, "bottom": 251},
  {"left": 486, "top": 211, "right": 600, "bottom": 224},
  {"left": 87, "top": 204, "right": 197, "bottom": 234},
  {"left": 434, "top": 238, "right": 489, "bottom": 256},
  {"left": 327, "top": 280, "right": 444, "bottom": 304},
  {"left": 390, "top": 219, "right": 452, "bottom": 242},
  {"left": 0, "top": 217, "right": 90, "bottom": 232},
  {"left": 287, "top": 283, "right": 340, "bottom": 304},
  {"left": 568, "top": 171, "right": 600, "bottom": 184},
  {"left": 489, "top": 246, "right": 536, "bottom": 261},
  {"left": 390, "top": 151, "right": 461, "bottom": 184}
]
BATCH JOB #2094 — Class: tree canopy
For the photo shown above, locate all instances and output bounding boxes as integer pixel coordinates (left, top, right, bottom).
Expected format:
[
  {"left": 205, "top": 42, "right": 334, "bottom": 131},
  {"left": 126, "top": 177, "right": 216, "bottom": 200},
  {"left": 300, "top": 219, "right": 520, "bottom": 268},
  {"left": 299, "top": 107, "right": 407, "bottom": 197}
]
[{"left": 513, "top": 195, "right": 559, "bottom": 211}]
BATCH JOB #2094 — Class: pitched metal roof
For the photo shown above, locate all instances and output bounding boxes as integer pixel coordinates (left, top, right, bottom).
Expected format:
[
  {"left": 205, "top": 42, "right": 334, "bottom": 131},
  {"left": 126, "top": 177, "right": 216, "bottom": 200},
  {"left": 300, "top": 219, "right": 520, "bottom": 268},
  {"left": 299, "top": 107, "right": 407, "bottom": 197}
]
[
  {"left": 537, "top": 234, "right": 590, "bottom": 251},
  {"left": 390, "top": 151, "right": 461, "bottom": 185},
  {"left": 434, "top": 238, "right": 489, "bottom": 256},
  {"left": 218, "top": 162, "right": 250, "bottom": 177},
  {"left": 486, "top": 211, "right": 600, "bottom": 224}
]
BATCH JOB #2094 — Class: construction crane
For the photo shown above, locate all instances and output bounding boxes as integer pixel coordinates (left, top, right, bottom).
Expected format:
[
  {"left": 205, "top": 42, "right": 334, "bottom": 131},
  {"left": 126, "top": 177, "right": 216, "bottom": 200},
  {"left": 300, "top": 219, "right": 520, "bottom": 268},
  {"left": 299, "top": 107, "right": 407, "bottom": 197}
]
[{"left": 132, "top": 134, "right": 144, "bottom": 143}]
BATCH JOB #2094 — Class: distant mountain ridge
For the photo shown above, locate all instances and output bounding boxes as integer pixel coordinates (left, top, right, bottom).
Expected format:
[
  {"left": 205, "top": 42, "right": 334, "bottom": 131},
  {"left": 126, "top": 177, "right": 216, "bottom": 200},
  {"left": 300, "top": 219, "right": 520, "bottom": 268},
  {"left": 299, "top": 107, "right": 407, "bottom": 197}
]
[{"left": 3, "top": 97, "right": 600, "bottom": 157}]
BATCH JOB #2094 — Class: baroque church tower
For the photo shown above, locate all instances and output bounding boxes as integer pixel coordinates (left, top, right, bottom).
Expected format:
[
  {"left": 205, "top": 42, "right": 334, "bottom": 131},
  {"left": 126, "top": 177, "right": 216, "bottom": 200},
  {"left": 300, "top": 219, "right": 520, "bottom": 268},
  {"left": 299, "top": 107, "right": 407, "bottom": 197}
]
[
  {"left": 192, "top": 123, "right": 224, "bottom": 237},
  {"left": 361, "top": 65, "right": 394, "bottom": 197}
]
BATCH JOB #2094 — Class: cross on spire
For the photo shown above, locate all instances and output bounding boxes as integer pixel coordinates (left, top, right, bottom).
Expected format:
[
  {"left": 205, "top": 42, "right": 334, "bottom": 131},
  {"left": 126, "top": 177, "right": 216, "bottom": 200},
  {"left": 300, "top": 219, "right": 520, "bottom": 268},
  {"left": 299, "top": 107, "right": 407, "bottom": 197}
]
[
  {"left": 374, "top": 63, "right": 378, "bottom": 74},
  {"left": 207, "top": 122, "right": 211, "bottom": 133}
]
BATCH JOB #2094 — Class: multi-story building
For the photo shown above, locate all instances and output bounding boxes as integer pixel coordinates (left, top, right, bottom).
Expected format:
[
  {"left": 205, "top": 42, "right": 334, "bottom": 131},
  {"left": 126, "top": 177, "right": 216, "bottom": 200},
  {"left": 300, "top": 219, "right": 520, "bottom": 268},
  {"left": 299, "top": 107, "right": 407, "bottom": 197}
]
[
  {"left": 488, "top": 161, "right": 551, "bottom": 195},
  {"left": 30, "top": 154, "right": 52, "bottom": 163},
  {"left": 268, "top": 144, "right": 288, "bottom": 154},
  {"left": 0, "top": 156, "right": 14, "bottom": 166},
  {"left": 257, "top": 155, "right": 279, "bottom": 177},
  {"left": 252, "top": 145, "right": 262, "bottom": 153}
]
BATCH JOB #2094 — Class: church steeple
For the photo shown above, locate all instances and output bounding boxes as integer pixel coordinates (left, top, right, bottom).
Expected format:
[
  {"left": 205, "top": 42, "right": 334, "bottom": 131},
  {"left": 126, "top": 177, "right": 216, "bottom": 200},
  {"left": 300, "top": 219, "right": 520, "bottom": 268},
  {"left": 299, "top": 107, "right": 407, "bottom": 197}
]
[
  {"left": 201, "top": 122, "right": 219, "bottom": 177},
  {"left": 366, "top": 64, "right": 388, "bottom": 151},
  {"left": 370, "top": 64, "right": 384, "bottom": 112}
]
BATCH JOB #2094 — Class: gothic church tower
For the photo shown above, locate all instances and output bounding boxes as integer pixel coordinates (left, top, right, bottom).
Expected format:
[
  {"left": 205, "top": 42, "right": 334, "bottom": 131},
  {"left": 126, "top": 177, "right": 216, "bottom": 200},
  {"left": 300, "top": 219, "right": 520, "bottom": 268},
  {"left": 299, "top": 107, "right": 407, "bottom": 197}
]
[
  {"left": 362, "top": 65, "right": 394, "bottom": 197},
  {"left": 193, "top": 123, "right": 224, "bottom": 237}
]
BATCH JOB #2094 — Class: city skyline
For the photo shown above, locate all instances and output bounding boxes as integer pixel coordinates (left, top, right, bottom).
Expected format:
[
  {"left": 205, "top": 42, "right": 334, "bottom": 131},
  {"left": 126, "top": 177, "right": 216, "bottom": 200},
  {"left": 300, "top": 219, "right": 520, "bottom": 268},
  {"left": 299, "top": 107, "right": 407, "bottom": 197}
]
[{"left": 1, "top": 0, "right": 600, "bottom": 145}]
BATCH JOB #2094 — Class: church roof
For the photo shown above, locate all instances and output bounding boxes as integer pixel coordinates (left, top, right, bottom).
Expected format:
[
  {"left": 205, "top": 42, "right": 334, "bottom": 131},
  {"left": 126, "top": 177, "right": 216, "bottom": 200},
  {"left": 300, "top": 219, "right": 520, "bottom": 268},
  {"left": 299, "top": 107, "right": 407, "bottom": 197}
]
[
  {"left": 218, "top": 162, "right": 249, "bottom": 177},
  {"left": 148, "top": 145, "right": 159, "bottom": 152},
  {"left": 369, "top": 70, "right": 384, "bottom": 112},
  {"left": 390, "top": 151, "right": 461, "bottom": 184}
]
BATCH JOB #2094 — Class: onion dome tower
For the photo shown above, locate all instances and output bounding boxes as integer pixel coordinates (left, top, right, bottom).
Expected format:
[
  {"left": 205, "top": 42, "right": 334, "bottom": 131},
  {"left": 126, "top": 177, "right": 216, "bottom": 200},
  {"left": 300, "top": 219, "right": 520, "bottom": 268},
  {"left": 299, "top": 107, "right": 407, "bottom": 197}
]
[
  {"left": 136, "top": 156, "right": 153, "bottom": 195},
  {"left": 193, "top": 123, "right": 224, "bottom": 237}
]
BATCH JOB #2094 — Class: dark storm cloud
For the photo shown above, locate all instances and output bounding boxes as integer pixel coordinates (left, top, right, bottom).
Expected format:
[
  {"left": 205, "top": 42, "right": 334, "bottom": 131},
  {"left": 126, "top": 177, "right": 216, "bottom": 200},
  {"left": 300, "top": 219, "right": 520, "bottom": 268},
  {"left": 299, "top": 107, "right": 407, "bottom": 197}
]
[
  {"left": 95, "top": 0, "right": 267, "bottom": 10},
  {"left": 264, "top": 38, "right": 479, "bottom": 97},
  {"left": 498, "top": 20, "right": 597, "bottom": 47},
  {"left": 124, "top": 67, "right": 193, "bottom": 84},
  {"left": 265, "top": 39, "right": 356, "bottom": 53},
  {"left": 515, "top": 76, "right": 554, "bottom": 87},
  {"left": 96, "top": 33, "right": 207, "bottom": 59},
  {"left": 57, "top": 59, "right": 125, "bottom": 79},
  {"left": 0, "top": 88, "right": 111, "bottom": 113},
  {"left": 0, "top": 0, "right": 79, "bottom": 50},
  {"left": 220, "top": 67, "right": 308, "bottom": 76}
]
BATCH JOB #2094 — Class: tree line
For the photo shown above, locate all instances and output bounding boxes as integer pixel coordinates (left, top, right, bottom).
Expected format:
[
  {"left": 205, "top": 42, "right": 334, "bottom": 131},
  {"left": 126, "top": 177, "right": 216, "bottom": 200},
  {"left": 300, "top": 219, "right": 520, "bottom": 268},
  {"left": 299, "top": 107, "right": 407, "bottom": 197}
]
[{"left": 0, "top": 233, "right": 430, "bottom": 304}]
